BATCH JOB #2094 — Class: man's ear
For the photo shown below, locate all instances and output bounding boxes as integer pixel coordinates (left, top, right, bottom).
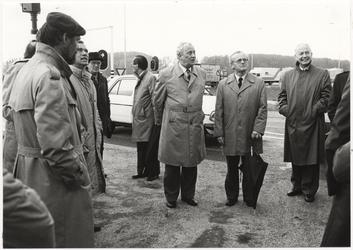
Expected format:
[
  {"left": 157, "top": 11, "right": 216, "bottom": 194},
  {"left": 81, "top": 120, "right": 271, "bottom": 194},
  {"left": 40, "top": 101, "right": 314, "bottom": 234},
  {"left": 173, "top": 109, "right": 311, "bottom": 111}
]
[{"left": 62, "top": 33, "right": 70, "bottom": 45}]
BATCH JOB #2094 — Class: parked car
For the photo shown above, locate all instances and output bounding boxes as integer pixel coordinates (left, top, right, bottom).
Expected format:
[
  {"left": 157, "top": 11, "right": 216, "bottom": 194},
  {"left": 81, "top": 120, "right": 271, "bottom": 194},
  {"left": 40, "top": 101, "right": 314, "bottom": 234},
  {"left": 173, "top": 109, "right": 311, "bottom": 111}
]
[{"left": 107, "top": 74, "right": 216, "bottom": 135}]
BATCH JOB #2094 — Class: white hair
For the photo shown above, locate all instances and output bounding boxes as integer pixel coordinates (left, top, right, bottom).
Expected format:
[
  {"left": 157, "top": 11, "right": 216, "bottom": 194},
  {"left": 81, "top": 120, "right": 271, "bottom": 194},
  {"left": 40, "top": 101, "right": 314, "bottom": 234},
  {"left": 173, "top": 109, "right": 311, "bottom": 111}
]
[{"left": 176, "top": 42, "right": 193, "bottom": 57}]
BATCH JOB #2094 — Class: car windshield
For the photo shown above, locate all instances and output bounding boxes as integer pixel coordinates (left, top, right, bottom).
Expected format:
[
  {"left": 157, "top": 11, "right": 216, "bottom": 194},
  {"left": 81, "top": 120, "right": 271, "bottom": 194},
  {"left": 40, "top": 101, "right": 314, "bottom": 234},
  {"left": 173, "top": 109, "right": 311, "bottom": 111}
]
[{"left": 204, "top": 87, "right": 213, "bottom": 96}]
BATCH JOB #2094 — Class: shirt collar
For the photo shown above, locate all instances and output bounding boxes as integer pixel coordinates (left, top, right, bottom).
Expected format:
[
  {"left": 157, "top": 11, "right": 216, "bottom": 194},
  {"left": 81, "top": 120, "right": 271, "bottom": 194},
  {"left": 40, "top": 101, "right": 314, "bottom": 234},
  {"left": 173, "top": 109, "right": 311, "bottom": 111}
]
[
  {"left": 234, "top": 73, "right": 247, "bottom": 81},
  {"left": 179, "top": 62, "right": 191, "bottom": 73},
  {"left": 299, "top": 65, "right": 310, "bottom": 71}
]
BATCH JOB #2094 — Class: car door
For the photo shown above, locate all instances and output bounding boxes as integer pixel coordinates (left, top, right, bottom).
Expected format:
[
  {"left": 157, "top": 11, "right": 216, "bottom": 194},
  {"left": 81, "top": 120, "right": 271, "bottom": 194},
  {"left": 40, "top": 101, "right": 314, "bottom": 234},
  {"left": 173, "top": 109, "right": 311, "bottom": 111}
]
[{"left": 109, "top": 76, "right": 136, "bottom": 125}]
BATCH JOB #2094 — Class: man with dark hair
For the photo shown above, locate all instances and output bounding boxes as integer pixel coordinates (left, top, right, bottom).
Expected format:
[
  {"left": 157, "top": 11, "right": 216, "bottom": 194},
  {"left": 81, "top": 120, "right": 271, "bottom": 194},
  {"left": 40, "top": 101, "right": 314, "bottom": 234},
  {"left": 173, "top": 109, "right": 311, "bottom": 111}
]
[
  {"left": 3, "top": 41, "right": 36, "bottom": 173},
  {"left": 131, "top": 55, "right": 160, "bottom": 181},
  {"left": 88, "top": 52, "right": 112, "bottom": 147},
  {"left": 70, "top": 41, "right": 106, "bottom": 195},
  {"left": 8, "top": 12, "right": 94, "bottom": 248}
]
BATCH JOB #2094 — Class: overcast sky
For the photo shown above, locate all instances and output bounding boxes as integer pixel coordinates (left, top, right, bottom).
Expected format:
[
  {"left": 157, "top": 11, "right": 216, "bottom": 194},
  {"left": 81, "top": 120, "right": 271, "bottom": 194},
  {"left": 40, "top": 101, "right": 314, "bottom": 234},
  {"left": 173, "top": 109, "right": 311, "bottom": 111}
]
[{"left": 1, "top": 0, "right": 352, "bottom": 66}]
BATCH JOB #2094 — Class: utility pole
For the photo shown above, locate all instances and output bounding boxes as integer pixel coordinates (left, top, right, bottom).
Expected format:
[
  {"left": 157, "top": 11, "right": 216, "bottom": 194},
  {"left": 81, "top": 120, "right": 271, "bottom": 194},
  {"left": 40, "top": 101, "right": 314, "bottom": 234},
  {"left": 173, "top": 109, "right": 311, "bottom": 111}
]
[{"left": 21, "top": 3, "right": 41, "bottom": 39}]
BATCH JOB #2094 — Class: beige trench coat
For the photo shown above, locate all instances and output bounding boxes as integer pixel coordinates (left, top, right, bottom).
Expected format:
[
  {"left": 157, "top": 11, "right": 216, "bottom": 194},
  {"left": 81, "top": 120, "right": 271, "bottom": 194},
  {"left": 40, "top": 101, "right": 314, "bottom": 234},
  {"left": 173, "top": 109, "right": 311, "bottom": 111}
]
[
  {"left": 153, "top": 64, "right": 206, "bottom": 167},
  {"left": 70, "top": 65, "right": 106, "bottom": 195},
  {"left": 8, "top": 43, "right": 94, "bottom": 248},
  {"left": 2, "top": 60, "right": 29, "bottom": 173},
  {"left": 214, "top": 73, "right": 267, "bottom": 155},
  {"left": 132, "top": 70, "right": 156, "bottom": 142}
]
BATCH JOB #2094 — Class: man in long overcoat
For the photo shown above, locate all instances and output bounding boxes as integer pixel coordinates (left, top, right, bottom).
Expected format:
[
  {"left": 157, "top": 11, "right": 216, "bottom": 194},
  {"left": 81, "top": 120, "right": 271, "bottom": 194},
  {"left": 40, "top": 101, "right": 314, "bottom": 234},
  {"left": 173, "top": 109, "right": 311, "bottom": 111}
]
[
  {"left": 2, "top": 41, "right": 36, "bottom": 173},
  {"left": 88, "top": 52, "right": 113, "bottom": 142},
  {"left": 8, "top": 12, "right": 94, "bottom": 247},
  {"left": 320, "top": 75, "right": 351, "bottom": 247},
  {"left": 214, "top": 51, "right": 267, "bottom": 207},
  {"left": 278, "top": 43, "right": 332, "bottom": 203},
  {"left": 70, "top": 41, "right": 106, "bottom": 195},
  {"left": 153, "top": 42, "right": 206, "bottom": 208},
  {"left": 321, "top": 75, "right": 350, "bottom": 247},
  {"left": 327, "top": 70, "right": 349, "bottom": 122},
  {"left": 131, "top": 55, "right": 160, "bottom": 181}
]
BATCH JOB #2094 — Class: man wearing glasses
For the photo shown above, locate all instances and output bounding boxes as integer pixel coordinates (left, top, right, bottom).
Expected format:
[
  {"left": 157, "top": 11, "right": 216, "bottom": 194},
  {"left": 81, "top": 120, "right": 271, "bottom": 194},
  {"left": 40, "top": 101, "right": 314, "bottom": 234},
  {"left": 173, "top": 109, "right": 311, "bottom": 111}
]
[{"left": 214, "top": 51, "right": 267, "bottom": 207}]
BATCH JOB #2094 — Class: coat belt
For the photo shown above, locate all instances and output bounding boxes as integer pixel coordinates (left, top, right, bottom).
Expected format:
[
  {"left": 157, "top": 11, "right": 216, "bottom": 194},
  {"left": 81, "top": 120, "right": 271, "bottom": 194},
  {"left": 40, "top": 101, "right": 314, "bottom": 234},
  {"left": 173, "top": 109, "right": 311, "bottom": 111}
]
[
  {"left": 17, "top": 144, "right": 84, "bottom": 158},
  {"left": 165, "top": 104, "right": 202, "bottom": 113}
]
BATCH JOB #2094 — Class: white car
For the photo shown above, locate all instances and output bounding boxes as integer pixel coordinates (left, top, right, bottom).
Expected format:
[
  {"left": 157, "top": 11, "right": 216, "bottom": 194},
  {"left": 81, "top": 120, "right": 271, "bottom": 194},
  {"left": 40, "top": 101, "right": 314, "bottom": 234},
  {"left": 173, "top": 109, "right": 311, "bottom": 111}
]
[{"left": 108, "top": 74, "right": 216, "bottom": 135}]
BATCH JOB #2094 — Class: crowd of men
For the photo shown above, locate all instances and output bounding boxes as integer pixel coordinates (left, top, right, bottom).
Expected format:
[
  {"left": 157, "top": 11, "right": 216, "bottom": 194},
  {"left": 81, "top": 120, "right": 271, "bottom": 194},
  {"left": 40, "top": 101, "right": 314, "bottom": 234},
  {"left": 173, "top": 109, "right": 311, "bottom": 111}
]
[{"left": 2, "top": 11, "right": 350, "bottom": 248}]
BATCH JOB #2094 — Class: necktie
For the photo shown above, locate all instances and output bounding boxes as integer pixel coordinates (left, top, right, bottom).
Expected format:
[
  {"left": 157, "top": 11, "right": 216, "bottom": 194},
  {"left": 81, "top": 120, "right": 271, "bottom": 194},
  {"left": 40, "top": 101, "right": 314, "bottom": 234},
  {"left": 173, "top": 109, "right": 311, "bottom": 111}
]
[
  {"left": 238, "top": 77, "right": 243, "bottom": 88},
  {"left": 185, "top": 69, "right": 191, "bottom": 81}
]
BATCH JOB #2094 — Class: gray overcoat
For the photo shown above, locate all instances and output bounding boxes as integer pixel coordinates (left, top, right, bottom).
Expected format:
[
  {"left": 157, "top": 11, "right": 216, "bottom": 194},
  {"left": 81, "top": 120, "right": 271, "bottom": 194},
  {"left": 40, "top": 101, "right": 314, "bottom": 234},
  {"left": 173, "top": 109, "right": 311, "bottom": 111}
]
[
  {"left": 153, "top": 64, "right": 206, "bottom": 167},
  {"left": 214, "top": 73, "right": 267, "bottom": 155}
]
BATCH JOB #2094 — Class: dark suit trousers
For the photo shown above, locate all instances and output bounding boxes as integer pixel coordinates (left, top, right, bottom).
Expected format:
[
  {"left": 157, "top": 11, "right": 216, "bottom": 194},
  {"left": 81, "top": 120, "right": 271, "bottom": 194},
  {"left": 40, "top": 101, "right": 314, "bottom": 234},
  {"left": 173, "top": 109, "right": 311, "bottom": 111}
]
[
  {"left": 320, "top": 182, "right": 350, "bottom": 247},
  {"left": 136, "top": 142, "right": 148, "bottom": 175},
  {"left": 225, "top": 156, "right": 249, "bottom": 201},
  {"left": 291, "top": 164, "right": 319, "bottom": 196},
  {"left": 164, "top": 164, "right": 197, "bottom": 202},
  {"left": 144, "top": 135, "right": 160, "bottom": 178}
]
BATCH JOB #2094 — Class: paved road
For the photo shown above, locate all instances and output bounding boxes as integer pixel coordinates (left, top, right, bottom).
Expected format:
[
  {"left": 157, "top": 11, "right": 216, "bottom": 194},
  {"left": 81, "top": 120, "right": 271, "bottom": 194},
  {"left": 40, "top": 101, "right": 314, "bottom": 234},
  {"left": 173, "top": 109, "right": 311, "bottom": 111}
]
[
  {"left": 94, "top": 111, "right": 332, "bottom": 248},
  {"left": 105, "top": 111, "right": 285, "bottom": 161}
]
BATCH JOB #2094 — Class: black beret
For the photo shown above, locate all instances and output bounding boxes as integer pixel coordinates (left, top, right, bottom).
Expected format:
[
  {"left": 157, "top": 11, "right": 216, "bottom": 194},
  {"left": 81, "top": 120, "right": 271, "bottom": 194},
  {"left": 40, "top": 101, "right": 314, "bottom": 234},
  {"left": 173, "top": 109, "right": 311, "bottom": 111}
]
[
  {"left": 46, "top": 12, "right": 86, "bottom": 36},
  {"left": 89, "top": 52, "right": 103, "bottom": 62}
]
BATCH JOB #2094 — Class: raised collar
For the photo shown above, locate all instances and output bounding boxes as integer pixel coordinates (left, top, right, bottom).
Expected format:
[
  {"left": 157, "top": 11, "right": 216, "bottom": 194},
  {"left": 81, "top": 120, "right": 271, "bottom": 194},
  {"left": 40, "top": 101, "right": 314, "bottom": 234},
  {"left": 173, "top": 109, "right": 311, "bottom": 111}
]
[
  {"left": 70, "top": 65, "right": 92, "bottom": 80},
  {"left": 35, "top": 42, "right": 73, "bottom": 78}
]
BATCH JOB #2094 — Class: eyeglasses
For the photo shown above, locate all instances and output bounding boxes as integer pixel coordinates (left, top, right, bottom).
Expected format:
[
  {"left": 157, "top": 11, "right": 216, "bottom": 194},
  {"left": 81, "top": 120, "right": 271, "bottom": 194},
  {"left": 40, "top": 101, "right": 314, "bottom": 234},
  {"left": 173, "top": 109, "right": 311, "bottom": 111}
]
[{"left": 232, "top": 58, "right": 249, "bottom": 64}]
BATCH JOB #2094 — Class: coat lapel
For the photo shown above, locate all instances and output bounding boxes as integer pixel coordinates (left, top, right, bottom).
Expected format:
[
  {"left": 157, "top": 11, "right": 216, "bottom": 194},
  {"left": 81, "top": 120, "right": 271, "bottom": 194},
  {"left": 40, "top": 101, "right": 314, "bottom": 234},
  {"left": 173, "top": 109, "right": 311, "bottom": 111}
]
[
  {"left": 239, "top": 73, "right": 255, "bottom": 93},
  {"left": 188, "top": 67, "right": 199, "bottom": 88},
  {"left": 226, "top": 74, "right": 239, "bottom": 93}
]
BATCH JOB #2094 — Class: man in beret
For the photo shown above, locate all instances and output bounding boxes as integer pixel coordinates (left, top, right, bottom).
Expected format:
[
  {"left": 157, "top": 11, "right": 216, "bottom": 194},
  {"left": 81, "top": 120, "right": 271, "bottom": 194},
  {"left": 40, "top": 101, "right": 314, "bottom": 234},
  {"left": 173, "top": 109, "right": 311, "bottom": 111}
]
[
  {"left": 9, "top": 12, "right": 94, "bottom": 248},
  {"left": 88, "top": 52, "right": 112, "bottom": 158}
]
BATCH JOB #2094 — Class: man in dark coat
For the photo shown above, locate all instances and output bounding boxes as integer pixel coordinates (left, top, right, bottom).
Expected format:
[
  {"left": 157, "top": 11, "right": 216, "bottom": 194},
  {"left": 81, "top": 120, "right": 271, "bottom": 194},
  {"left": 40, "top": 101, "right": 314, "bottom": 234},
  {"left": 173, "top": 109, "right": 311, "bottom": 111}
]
[
  {"left": 327, "top": 71, "right": 349, "bottom": 122},
  {"left": 88, "top": 52, "right": 112, "bottom": 158},
  {"left": 321, "top": 75, "right": 350, "bottom": 247},
  {"left": 278, "top": 43, "right": 331, "bottom": 203},
  {"left": 130, "top": 55, "right": 160, "bottom": 181}
]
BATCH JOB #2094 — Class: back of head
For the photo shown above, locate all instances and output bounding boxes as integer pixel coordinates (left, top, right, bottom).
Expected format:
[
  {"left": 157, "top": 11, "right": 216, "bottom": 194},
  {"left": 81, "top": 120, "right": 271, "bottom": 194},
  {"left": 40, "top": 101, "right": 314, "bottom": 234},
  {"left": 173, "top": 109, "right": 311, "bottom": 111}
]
[
  {"left": 36, "top": 12, "right": 85, "bottom": 47},
  {"left": 23, "top": 41, "right": 37, "bottom": 59},
  {"left": 133, "top": 55, "right": 148, "bottom": 70}
]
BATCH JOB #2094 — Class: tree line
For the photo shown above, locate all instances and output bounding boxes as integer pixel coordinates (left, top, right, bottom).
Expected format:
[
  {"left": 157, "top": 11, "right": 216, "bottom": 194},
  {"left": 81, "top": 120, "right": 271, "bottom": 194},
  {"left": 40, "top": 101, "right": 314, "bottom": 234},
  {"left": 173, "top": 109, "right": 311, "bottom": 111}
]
[{"left": 3, "top": 52, "right": 350, "bottom": 79}]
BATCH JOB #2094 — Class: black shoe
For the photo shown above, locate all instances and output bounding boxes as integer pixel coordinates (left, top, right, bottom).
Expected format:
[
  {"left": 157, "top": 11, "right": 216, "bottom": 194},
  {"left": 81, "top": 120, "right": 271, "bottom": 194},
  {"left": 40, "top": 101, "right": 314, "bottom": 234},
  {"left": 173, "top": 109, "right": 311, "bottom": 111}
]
[
  {"left": 166, "top": 201, "right": 176, "bottom": 208},
  {"left": 304, "top": 195, "right": 315, "bottom": 203},
  {"left": 287, "top": 189, "right": 303, "bottom": 196},
  {"left": 147, "top": 175, "right": 159, "bottom": 181},
  {"left": 181, "top": 198, "right": 198, "bottom": 206},
  {"left": 132, "top": 174, "right": 147, "bottom": 179},
  {"left": 225, "top": 199, "right": 237, "bottom": 206},
  {"left": 94, "top": 226, "right": 101, "bottom": 232}
]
